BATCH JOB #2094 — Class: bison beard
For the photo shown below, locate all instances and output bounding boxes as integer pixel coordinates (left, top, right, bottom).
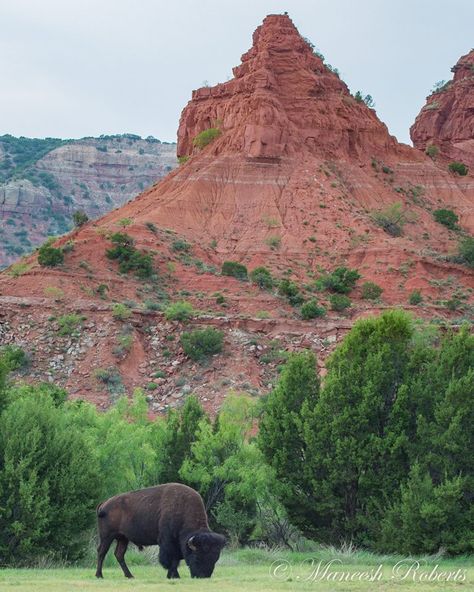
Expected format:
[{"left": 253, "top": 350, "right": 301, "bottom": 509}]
[{"left": 95, "top": 483, "right": 226, "bottom": 579}]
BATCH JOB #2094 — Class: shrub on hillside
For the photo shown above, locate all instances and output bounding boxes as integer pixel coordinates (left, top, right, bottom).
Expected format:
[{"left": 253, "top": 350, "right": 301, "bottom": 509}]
[
  {"left": 300, "top": 299, "right": 326, "bottom": 319},
  {"left": 192, "top": 127, "right": 221, "bottom": 149},
  {"left": 372, "top": 202, "right": 416, "bottom": 237},
  {"left": 0, "top": 345, "right": 29, "bottom": 371},
  {"left": 329, "top": 294, "right": 351, "bottom": 311},
  {"left": 38, "top": 239, "right": 64, "bottom": 267},
  {"left": 72, "top": 210, "right": 89, "bottom": 227},
  {"left": 408, "top": 290, "right": 423, "bottom": 305},
  {"left": 448, "top": 161, "right": 468, "bottom": 176},
  {"left": 433, "top": 208, "right": 459, "bottom": 230},
  {"left": 458, "top": 237, "right": 474, "bottom": 268},
  {"left": 112, "top": 303, "right": 132, "bottom": 320},
  {"left": 57, "top": 313, "right": 84, "bottom": 336},
  {"left": 222, "top": 261, "right": 248, "bottom": 280},
  {"left": 171, "top": 239, "right": 191, "bottom": 253},
  {"left": 278, "top": 279, "right": 304, "bottom": 306},
  {"left": 180, "top": 327, "right": 224, "bottom": 362},
  {"left": 106, "top": 233, "right": 153, "bottom": 279},
  {"left": 164, "top": 301, "right": 194, "bottom": 321},
  {"left": 250, "top": 266, "right": 273, "bottom": 290},
  {"left": 361, "top": 281, "right": 383, "bottom": 300},
  {"left": 425, "top": 144, "right": 439, "bottom": 158},
  {"left": 316, "top": 267, "right": 360, "bottom": 294}
]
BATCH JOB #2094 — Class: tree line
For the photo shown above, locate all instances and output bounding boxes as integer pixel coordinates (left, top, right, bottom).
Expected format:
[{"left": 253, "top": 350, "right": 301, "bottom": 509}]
[{"left": 0, "top": 310, "right": 472, "bottom": 565}]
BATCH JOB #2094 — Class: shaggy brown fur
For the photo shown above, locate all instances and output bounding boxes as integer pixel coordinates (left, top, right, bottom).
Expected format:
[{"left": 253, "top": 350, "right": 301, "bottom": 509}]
[{"left": 95, "top": 483, "right": 225, "bottom": 579}]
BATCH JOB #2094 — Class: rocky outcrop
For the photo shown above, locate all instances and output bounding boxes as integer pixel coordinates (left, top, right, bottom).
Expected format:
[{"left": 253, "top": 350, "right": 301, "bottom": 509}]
[
  {"left": 410, "top": 49, "right": 474, "bottom": 167},
  {"left": 0, "top": 135, "right": 176, "bottom": 268},
  {"left": 178, "top": 14, "right": 403, "bottom": 161}
]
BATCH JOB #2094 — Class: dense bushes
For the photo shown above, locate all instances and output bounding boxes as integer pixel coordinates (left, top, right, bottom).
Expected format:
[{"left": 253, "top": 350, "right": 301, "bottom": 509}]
[
  {"left": 180, "top": 327, "right": 224, "bottom": 362},
  {"left": 38, "top": 239, "right": 64, "bottom": 267},
  {"left": 106, "top": 233, "right": 153, "bottom": 279},
  {"left": 361, "top": 281, "right": 383, "bottom": 300},
  {"left": 0, "top": 385, "right": 100, "bottom": 564},
  {"left": 433, "top": 208, "right": 459, "bottom": 230},
  {"left": 315, "top": 266, "right": 360, "bottom": 294},
  {"left": 259, "top": 311, "right": 474, "bottom": 554},
  {"left": 250, "top": 266, "right": 273, "bottom": 289},
  {"left": 164, "top": 300, "right": 194, "bottom": 321},
  {"left": 300, "top": 299, "right": 326, "bottom": 319},
  {"left": 278, "top": 279, "right": 304, "bottom": 306},
  {"left": 221, "top": 261, "right": 248, "bottom": 280}
]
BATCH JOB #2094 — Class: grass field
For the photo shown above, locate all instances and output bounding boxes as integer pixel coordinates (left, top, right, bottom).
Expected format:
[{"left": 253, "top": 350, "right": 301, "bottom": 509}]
[{"left": 0, "top": 547, "right": 472, "bottom": 591}]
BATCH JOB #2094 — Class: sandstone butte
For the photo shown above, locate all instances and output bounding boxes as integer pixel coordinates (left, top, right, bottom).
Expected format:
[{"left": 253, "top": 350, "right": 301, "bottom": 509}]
[
  {"left": 411, "top": 48, "right": 474, "bottom": 169},
  {"left": 0, "top": 14, "right": 473, "bottom": 412}
]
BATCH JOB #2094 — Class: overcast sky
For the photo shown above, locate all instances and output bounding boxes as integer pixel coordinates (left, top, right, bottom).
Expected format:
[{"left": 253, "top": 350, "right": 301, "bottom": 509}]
[{"left": 1, "top": 0, "right": 473, "bottom": 145}]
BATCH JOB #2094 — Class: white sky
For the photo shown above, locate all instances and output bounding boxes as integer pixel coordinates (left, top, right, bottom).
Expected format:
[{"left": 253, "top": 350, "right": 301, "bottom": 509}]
[{"left": 1, "top": 0, "right": 473, "bottom": 145}]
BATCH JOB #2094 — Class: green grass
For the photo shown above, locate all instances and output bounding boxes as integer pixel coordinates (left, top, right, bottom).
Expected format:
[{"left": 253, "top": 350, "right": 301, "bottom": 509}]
[{"left": 0, "top": 548, "right": 471, "bottom": 591}]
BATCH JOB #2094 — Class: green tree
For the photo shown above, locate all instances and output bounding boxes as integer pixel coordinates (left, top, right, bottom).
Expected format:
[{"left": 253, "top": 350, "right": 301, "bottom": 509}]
[
  {"left": 180, "top": 327, "right": 224, "bottom": 362},
  {"left": 0, "top": 388, "right": 100, "bottom": 564},
  {"left": 159, "top": 396, "right": 206, "bottom": 484},
  {"left": 181, "top": 396, "right": 268, "bottom": 544},
  {"left": 259, "top": 351, "right": 320, "bottom": 534}
]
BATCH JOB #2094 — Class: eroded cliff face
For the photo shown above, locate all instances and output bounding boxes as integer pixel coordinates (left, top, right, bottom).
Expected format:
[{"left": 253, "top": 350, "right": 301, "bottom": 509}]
[
  {"left": 0, "top": 135, "right": 176, "bottom": 268},
  {"left": 0, "top": 15, "right": 473, "bottom": 412},
  {"left": 410, "top": 49, "right": 474, "bottom": 167}
]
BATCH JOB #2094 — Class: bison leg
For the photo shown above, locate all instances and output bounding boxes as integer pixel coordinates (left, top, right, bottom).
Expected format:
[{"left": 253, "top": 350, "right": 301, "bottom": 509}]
[
  {"left": 95, "top": 536, "right": 114, "bottom": 578},
  {"left": 159, "top": 544, "right": 180, "bottom": 579},
  {"left": 115, "top": 537, "right": 134, "bottom": 578}
]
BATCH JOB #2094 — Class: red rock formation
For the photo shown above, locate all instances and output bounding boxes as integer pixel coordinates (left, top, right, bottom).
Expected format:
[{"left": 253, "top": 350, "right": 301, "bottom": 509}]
[
  {"left": 178, "top": 14, "right": 403, "bottom": 161},
  {"left": 411, "top": 49, "right": 474, "bottom": 168},
  {"left": 0, "top": 14, "right": 473, "bottom": 410}
]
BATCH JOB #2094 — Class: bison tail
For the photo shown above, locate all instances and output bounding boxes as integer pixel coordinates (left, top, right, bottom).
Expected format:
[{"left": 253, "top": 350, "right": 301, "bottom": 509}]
[{"left": 96, "top": 503, "right": 107, "bottom": 518}]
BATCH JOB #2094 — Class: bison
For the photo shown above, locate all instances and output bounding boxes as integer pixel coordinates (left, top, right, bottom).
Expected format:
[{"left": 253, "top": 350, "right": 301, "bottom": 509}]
[{"left": 95, "top": 483, "right": 226, "bottom": 579}]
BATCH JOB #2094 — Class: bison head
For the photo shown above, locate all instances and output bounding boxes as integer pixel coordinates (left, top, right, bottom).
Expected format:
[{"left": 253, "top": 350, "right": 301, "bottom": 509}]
[{"left": 185, "top": 532, "right": 226, "bottom": 578}]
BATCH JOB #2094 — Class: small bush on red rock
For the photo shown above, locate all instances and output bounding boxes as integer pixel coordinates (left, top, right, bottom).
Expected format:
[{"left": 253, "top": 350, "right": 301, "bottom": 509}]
[
  {"left": 250, "top": 266, "right": 273, "bottom": 289},
  {"left": 329, "top": 294, "right": 351, "bottom": 311},
  {"left": 181, "top": 327, "right": 224, "bottom": 362},
  {"left": 448, "top": 161, "right": 468, "bottom": 176},
  {"left": 106, "top": 233, "right": 153, "bottom": 279},
  {"left": 38, "top": 239, "right": 64, "bottom": 267},
  {"left": 433, "top": 209, "right": 459, "bottom": 230},
  {"left": 361, "top": 281, "right": 383, "bottom": 300},
  {"left": 301, "top": 299, "right": 326, "bottom": 319},
  {"left": 222, "top": 261, "right": 248, "bottom": 280},
  {"left": 315, "top": 267, "right": 360, "bottom": 294}
]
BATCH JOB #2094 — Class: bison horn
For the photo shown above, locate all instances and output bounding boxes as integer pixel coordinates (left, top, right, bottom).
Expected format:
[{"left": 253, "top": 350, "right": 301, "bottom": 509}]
[{"left": 187, "top": 536, "right": 197, "bottom": 551}]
